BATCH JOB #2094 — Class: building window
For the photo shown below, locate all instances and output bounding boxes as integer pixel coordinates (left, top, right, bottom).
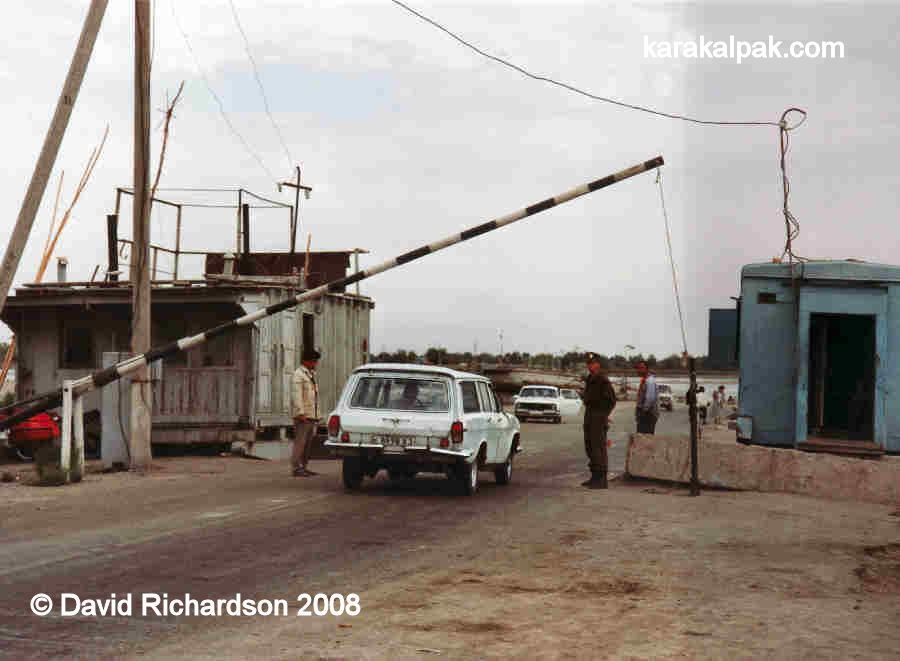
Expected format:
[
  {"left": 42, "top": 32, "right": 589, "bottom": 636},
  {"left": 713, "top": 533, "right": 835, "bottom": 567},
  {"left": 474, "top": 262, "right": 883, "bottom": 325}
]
[
  {"left": 302, "top": 313, "right": 315, "bottom": 358},
  {"left": 61, "top": 326, "right": 94, "bottom": 368}
]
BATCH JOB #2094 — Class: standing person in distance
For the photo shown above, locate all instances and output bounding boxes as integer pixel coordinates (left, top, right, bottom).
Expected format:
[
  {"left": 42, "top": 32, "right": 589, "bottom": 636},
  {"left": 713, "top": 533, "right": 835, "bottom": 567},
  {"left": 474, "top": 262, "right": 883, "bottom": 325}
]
[
  {"left": 635, "top": 361, "right": 659, "bottom": 434},
  {"left": 582, "top": 352, "right": 617, "bottom": 489},
  {"left": 291, "top": 348, "right": 321, "bottom": 477}
]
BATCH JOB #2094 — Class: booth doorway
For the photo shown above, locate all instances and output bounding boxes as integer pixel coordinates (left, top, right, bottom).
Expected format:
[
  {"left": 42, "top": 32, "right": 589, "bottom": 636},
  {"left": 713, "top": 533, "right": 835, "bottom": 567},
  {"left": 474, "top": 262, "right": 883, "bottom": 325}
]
[{"left": 807, "top": 313, "right": 875, "bottom": 441}]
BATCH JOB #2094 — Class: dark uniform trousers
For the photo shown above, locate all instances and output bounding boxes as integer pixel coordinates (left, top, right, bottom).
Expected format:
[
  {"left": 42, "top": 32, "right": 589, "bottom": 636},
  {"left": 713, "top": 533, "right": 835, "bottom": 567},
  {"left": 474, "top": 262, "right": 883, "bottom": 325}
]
[{"left": 583, "top": 407, "right": 609, "bottom": 477}]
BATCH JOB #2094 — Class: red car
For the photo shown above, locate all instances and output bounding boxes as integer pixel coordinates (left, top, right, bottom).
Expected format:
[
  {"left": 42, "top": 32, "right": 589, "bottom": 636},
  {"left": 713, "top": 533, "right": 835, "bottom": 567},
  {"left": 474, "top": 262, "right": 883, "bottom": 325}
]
[{"left": 0, "top": 410, "right": 61, "bottom": 459}]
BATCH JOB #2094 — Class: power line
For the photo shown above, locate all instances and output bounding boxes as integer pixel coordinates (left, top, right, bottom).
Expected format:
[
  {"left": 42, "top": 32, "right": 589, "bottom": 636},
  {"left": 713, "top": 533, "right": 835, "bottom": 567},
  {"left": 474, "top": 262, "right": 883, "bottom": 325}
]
[
  {"left": 170, "top": 0, "right": 277, "bottom": 183},
  {"left": 227, "top": 0, "right": 294, "bottom": 170},
  {"left": 655, "top": 170, "right": 688, "bottom": 356},
  {"left": 390, "top": 0, "right": 779, "bottom": 127},
  {"left": 389, "top": 1, "right": 809, "bottom": 269}
]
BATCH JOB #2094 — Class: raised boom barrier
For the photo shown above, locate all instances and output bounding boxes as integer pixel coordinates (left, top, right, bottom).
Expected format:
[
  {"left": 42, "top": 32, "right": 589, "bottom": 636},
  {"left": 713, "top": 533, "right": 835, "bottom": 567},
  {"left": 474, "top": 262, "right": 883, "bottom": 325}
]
[{"left": 0, "top": 156, "right": 663, "bottom": 433}]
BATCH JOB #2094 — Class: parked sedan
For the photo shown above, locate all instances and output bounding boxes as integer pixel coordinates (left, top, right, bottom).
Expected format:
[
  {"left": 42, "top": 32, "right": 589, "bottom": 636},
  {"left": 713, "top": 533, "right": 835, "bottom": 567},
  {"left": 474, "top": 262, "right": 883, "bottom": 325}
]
[{"left": 324, "top": 364, "right": 520, "bottom": 495}]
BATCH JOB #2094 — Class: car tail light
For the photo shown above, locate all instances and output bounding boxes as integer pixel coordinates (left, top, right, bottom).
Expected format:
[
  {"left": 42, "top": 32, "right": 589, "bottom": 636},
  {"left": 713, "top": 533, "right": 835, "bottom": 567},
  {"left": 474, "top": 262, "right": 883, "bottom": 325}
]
[
  {"left": 450, "top": 421, "right": 463, "bottom": 444},
  {"left": 440, "top": 438, "right": 449, "bottom": 448},
  {"left": 328, "top": 415, "right": 340, "bottom": 437},
  {"left": 341, "top": 431, "right": 350, "bottom": 442}
]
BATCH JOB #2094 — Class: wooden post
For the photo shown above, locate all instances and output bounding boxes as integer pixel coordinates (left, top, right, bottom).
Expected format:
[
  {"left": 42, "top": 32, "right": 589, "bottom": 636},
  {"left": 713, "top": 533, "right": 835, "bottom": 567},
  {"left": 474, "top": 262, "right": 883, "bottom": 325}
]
[
  {"left": 72, "top": 391, "right": 84, "bottom": 482},
  {"left": 290, "top": 166, "right": 300, "bottom": 254},
  {"left": 0, "top": 0, "right": 108, "bottom": 315},
  {"left": 242, "top": 203, "right": 250, "bottom": 256},
  {"left": 152, "top": 246, "right": 158, "bottom": 280},
  {"left": 130, "top": 0, "right": 153, "bottom": 470},
  {"left": 173, "top": 205, "right": 182, "bottom": 280},
  {"left": 236, "top": 189, "right": 243, "bottom": 254},
  {"left": 107, "top": 214, "right": 118, "bottom": 281},
  {"left": 61, "top": 380, "right": 73, "bottom": 481}
]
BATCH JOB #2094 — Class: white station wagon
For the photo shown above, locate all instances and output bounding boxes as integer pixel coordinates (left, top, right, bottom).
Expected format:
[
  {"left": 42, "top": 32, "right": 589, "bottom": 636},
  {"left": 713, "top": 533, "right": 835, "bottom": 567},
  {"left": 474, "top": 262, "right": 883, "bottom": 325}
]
[{"left": 324, "top": 364, "right": 521, "bottom": 495}]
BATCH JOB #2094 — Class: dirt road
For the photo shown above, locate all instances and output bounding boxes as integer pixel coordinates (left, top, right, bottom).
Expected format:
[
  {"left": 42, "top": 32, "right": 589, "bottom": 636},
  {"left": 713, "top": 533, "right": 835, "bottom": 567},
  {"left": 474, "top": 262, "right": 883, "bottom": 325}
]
[{"left": 2, "top": 404, "right": 899, "bottom": 660}]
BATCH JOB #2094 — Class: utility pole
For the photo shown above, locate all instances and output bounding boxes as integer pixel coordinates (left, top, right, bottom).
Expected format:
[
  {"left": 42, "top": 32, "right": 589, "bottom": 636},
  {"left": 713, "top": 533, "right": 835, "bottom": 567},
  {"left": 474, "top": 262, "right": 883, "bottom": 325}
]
[
  {"left": 278, "top": 167, "right": 312, "bottom": 255},
  {"left": 0, "top": 0, "right": 108, "bottom": 315},
  {"left": 130, "top": 0, "right": 153, "bottom": 470},
  {"left": 687, "top": 356, "right": 701, "bottom": 496}
]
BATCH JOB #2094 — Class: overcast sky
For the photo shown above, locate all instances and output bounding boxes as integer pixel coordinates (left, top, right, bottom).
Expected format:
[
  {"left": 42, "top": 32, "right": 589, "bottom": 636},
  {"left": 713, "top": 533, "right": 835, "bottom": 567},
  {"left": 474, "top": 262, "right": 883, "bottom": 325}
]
[{"left": 1, "top": 1, "right": 897, "bottom": 359}]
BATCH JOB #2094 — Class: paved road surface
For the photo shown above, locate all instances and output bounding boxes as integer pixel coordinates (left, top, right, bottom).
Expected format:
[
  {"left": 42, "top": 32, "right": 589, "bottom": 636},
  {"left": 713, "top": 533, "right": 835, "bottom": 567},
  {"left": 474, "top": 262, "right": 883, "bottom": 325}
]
[{"left": 0, "top": 400, "right": 695, "bottom": 660}]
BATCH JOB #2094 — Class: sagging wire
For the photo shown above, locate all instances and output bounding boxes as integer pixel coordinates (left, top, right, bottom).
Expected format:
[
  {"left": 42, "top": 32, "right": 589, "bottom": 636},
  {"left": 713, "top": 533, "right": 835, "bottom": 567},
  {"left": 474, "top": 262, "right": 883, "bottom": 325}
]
[
  {"left": 655, "top": 169, "right": 688, "bottom": 357},
  {"left": 170, "top": 0, "right": 277, "bottom": 183},
  {"left": 227, "top": 0, "right": 294, "bottom": 171},
  {"left": 390, "top": 1, "right": 811, "bottom": 267}
]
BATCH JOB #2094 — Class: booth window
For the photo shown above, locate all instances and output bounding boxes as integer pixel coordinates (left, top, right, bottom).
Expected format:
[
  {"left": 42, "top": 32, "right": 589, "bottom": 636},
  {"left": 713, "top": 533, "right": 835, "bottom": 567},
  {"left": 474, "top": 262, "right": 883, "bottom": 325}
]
[{"left": 61, "top": 326, "right": 94, "bottom": 368}]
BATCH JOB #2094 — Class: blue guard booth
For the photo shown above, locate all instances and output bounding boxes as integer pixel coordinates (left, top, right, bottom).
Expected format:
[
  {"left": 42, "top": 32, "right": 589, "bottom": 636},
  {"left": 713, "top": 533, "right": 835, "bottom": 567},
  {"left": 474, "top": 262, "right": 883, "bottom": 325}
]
[{"left": 736, "top": 261, "right": 900, "bottom": 454}]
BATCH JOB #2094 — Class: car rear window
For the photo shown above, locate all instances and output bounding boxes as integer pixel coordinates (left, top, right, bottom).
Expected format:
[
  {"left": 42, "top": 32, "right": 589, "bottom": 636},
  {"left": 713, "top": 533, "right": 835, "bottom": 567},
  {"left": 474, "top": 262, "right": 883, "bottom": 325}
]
[
  {"left": 521, "top": 387, "right": 557, "bottom": 398},
  {"left": 350, "top": 376, "right": 450, "bottom": 412}
]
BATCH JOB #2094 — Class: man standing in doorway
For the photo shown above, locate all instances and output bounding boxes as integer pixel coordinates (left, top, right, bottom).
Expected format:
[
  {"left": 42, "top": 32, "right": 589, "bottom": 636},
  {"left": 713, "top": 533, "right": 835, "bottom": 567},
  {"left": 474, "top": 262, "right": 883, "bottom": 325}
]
[
  {"left": 291, "top": 348, "right": 321, "bottom": 477},
  {"left": 582, "top": 352, "right": 617, "bottom": 489},
  {"left": 635, "top": 361, "right": 659, "bottom": 434}
]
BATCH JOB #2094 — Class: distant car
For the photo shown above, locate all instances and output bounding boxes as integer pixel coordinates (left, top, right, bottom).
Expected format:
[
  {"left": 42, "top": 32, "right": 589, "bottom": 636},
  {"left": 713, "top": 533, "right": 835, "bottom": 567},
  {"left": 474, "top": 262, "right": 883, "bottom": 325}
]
[
  {"left": 558, "top": 388, "right": 583, "bottom": 417},
  {"left": 658, "top": 384, "right": 673, "bottom": 411},
  {"left": 514, "top": 385, "right": 562, "bottom": 424},
  {"left": 324, "top": 363, "right": 520, "bottom": 495}
]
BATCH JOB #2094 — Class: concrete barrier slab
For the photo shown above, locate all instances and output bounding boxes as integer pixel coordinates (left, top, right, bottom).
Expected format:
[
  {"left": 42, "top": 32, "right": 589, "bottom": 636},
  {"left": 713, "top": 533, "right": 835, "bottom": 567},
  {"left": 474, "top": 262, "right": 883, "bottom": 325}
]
[{"left": 626, "top": 432, "right": 900, "bottom": 505}]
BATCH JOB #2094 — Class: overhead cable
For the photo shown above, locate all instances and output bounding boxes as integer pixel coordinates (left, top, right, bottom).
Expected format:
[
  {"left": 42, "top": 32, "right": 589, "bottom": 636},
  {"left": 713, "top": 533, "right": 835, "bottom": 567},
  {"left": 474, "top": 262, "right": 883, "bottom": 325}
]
[
  {"left": 227, "top": 0, "right": 294, "bottom": 170},
  {"left": 170, "top": 0, "right": 277, "bottom": 182},
  {"left": 390, "top": 0, "right": 809, "bottom": 272}
]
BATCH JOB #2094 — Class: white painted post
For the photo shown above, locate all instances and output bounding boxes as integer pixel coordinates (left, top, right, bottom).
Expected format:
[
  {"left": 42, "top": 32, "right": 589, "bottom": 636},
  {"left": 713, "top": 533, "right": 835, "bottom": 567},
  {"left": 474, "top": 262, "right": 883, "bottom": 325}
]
[
  {"left": 73, "top": 392, "right": 84, "bottom": 481},
  {"left": 61, "top": 380, "right": 73, "bottom": 481}
]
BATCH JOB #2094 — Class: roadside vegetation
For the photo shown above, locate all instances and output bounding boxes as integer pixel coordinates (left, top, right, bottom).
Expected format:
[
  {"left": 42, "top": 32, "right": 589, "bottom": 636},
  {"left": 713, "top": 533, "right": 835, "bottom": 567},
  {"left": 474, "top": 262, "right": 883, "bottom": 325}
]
[{"left": 373, "top": 347, "right": 709, "bottom": 371}]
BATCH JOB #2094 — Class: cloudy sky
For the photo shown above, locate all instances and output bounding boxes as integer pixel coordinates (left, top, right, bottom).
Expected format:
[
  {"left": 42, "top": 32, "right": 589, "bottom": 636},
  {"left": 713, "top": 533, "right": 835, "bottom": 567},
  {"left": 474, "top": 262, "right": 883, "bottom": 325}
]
[{"left": 1, "top": 1, "right": 897, "bottom": 359}]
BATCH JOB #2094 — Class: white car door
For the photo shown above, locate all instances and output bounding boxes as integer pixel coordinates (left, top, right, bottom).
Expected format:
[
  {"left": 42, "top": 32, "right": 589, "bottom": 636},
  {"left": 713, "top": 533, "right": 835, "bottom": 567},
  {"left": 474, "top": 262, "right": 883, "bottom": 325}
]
[
  {"left": 478, "top": 381, "right": 507, "bottom": 462},
  {"left": 488, "top": 384, "right": 514, "bottom": 460},
  {"left": 459, "top": 381, "right": 488, "bottom": 461}
]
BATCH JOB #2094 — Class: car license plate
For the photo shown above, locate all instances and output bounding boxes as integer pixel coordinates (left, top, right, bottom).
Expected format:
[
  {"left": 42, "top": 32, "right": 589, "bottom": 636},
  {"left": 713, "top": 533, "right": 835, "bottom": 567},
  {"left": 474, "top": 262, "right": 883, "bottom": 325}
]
[{"left": 376, "top": 435, "right": 417, "bottom": 452}]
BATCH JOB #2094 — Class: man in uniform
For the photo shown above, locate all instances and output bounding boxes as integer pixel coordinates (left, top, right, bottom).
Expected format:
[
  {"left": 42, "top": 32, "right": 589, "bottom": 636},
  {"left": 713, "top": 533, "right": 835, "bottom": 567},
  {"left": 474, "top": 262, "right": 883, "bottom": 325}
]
[
  {"left": 582, "top": 352, "right": 617, "bottom": 489},
  {"left": 290, "top": 348, "right": 321, "bottom": 477}
]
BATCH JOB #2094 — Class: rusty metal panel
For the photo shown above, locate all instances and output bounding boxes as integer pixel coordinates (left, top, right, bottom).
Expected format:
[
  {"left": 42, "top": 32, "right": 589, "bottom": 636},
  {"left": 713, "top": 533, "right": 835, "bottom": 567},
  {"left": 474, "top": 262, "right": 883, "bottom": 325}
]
[{"left": 205, "top": 251, "right": 350, "bottom": 289}]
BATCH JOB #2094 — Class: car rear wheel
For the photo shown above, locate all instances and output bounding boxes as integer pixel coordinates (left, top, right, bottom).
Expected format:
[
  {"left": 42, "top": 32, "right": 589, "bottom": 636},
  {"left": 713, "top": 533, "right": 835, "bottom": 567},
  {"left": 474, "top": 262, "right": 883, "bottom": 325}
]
[
  {"left": 494, "top": 452, "right": 513, "bottom": 485},
  {"left": 457, "top": 458, "right": 478, "bottom": 496},
  {"left": 342, "top": 457, "right": 364, "bottom": 490}
]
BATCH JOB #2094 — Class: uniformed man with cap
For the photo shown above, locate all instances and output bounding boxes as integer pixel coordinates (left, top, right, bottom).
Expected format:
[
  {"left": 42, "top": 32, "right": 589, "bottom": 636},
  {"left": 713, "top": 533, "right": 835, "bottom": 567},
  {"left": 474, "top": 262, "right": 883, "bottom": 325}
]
[
  {"left": 581, "top": 352, "right": 617, "bottom": 488},
  {"left": 290, "top": 348, "right": 321, "bottom": 477}
]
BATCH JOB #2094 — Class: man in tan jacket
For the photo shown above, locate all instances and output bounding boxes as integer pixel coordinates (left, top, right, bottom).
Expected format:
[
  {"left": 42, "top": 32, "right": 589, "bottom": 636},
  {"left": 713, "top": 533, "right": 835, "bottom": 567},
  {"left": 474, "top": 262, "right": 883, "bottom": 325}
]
[{"left": 290, "top": 348, "right": 320, "bottom": 477}]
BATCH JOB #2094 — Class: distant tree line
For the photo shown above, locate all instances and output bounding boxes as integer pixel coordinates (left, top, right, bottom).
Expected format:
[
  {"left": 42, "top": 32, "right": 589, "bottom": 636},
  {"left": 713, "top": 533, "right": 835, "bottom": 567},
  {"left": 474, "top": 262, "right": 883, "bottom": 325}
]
[{"left": 372, "top": 347, "right": 709, "bottom": 371}]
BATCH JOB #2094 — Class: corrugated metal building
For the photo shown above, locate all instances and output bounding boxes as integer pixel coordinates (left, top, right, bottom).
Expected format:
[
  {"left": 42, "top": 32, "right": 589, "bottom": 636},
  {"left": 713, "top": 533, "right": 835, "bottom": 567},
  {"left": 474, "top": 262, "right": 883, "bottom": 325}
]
[
  {"left": 736, "top": 260, "right": 900, "bottom": 454},
  {"left": 1, "top": 252, "right": 374, "bottom": 453}
]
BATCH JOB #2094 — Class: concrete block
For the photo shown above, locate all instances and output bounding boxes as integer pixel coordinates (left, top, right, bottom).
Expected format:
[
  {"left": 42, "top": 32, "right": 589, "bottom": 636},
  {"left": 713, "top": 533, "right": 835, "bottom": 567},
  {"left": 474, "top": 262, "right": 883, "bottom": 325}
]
[{"left": 626, "top": 432, "right": 900, "bottom": 505}]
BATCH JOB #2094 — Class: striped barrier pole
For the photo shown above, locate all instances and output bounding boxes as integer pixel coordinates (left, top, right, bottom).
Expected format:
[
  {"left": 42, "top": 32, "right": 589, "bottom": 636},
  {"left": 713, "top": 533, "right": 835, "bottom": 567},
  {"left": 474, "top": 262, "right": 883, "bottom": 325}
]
[{"left": 0, "top": 156, "right": 663, "bottom": 431}]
